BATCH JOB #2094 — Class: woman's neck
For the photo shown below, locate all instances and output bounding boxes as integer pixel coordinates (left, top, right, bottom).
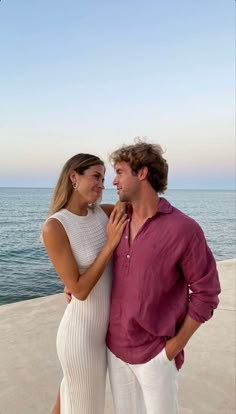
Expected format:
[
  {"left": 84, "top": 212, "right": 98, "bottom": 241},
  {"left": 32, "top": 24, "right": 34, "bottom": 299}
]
[{"left": 65, "top": 195, "right": 88, "bottom": 216}]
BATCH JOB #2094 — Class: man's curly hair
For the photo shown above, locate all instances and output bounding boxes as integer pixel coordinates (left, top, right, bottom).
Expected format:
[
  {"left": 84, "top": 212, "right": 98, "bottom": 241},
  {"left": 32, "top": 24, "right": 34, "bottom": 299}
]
[{"left": 109, "top": 139, "right": 168, "bottom": 193}]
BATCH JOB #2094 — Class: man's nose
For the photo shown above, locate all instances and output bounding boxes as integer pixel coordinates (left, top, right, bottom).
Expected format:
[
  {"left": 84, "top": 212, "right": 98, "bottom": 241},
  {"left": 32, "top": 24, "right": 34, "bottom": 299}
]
[{"left": 113, "top": 176, "right": 118, "bottom": 185}]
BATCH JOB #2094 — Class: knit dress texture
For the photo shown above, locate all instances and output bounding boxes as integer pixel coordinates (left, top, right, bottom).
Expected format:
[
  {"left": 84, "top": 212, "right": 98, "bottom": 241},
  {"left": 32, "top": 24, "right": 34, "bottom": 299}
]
[{"left": 48, "top": 206, "right": 112, "bottom": 414}]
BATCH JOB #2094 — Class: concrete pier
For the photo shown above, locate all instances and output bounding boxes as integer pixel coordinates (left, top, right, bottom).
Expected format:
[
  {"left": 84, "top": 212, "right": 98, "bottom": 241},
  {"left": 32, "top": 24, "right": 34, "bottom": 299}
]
[{"left": 0, "top": 259, "right": 235, "bottom": 414}]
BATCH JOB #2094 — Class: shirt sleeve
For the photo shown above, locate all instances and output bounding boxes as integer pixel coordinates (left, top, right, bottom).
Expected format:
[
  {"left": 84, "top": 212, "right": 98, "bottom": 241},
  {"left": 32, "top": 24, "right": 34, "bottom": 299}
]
[{"left": 180, "top": 222, "right": 221, "bottom": 323}]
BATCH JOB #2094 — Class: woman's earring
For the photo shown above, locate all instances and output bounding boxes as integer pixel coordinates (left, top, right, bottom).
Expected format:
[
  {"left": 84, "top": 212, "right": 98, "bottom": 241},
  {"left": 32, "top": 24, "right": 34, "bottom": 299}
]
[{"left": 72, "top": 181, "right": 79, "bottom": 190}]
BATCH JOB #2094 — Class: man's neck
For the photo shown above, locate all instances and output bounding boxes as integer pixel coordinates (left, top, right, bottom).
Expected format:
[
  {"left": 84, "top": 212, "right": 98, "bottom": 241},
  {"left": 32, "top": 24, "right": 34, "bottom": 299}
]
[
  {"left": 128, "top": 195, "right": 159, "bottom": 244},
  {"left": 131, "top": 195, "right": 160, "bottom": 223}
]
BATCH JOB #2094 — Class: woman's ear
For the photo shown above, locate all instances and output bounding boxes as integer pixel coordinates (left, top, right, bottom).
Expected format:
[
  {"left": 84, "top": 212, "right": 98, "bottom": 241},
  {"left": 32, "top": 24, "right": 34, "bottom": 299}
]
[{"left": 70, "top": 170, "right": 77, "bottom": 182}]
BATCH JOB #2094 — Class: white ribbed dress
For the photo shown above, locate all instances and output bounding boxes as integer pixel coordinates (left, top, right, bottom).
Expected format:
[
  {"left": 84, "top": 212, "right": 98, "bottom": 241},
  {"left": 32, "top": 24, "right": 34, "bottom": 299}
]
[{"left": 49, "top": 206, "right": 112, "bottom": 414}]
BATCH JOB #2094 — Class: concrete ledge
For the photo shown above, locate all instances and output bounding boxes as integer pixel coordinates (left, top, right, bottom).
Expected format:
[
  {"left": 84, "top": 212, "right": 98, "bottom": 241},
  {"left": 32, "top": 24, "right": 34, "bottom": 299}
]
[{"left": 0, "top": 259, "right": 235, "bottom": 414}]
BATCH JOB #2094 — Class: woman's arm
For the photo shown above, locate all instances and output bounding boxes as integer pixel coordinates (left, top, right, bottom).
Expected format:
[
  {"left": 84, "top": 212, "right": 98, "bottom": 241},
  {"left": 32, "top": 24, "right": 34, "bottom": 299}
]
[{"left": 42, "top": 209, "right": 127, "bottom": 301}]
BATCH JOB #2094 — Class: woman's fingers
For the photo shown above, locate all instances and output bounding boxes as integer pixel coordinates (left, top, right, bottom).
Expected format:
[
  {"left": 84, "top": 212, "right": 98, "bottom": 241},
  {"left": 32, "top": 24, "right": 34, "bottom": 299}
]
[
  {"left": 106, "top": 209, "right": 128, "bottom": 249},
  {"left": 118, "top": 213, "right": 128, "bottom": 226},
  {"left": 109, "top": 208, "right": 126, "bottom": 224}
]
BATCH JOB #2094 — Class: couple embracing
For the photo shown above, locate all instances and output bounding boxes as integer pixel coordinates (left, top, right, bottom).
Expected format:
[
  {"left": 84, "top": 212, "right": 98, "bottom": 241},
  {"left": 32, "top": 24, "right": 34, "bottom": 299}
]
[{"left": 42, "top": 140, "right": 220, "bottom": 414}]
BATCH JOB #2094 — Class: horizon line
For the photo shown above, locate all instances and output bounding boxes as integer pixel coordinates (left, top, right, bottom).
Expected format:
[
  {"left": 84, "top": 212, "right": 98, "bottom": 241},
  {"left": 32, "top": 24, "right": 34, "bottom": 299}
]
[{"left": 0, "top": 186, "right": 235, "bottom": 191}]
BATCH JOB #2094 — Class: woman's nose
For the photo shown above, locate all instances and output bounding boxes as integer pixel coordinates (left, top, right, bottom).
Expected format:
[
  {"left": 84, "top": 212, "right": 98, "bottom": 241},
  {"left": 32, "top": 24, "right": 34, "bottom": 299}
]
[{"left": 98, "top": 179, "right": 104, "bottom": 189}]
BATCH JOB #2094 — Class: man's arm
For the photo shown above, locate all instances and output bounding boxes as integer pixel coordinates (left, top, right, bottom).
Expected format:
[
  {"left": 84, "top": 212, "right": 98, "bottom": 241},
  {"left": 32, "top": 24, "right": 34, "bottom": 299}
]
[
  {"left": 165, "top": 315, "right": 201, "bottom": 361},
  {"left": 165, "top": 222, "right": 221, "bottom": 361},
  {"left": 64, "top": 285, "right": 72, "bottom": 303}
]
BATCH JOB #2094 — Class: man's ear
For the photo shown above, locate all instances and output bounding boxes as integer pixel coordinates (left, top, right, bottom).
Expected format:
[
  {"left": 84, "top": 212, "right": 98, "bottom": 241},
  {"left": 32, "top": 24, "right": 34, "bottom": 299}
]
[{"left": 138, "top": 166, "right": 148, "bottom": 181}]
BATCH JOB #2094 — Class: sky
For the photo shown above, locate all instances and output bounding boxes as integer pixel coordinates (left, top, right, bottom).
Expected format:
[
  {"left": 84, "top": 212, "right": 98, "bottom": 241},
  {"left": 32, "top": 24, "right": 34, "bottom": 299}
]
[{"left": 0, "top": 0, "right": 235, "bottom": 189}]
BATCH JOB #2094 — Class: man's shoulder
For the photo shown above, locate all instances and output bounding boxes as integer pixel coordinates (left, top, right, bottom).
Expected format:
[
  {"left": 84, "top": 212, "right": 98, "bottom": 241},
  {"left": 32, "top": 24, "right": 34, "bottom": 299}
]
[{"left": 162, "top": 199, "right": 204, "bottom": 236}]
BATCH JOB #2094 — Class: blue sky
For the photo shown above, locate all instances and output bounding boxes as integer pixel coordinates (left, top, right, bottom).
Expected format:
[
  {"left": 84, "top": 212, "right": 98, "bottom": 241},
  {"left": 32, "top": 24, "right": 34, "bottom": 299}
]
[{"left": 0, "top": 0, "right": 235, "bottom": 189}]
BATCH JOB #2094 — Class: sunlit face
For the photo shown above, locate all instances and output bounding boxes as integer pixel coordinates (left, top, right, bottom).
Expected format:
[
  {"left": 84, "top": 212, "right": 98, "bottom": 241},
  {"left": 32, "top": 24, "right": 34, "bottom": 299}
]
[
  {"left": 77, "top": 164, "right": 105, "bottom": 203},
  {"left": 113, "top": 161, "right": 140, "bottom": 202}
]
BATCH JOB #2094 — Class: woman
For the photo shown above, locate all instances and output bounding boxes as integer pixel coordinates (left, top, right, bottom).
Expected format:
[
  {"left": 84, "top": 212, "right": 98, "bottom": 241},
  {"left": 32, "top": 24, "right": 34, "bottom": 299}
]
[{"left": 42, "top": 153, "right": 127, "bottom": 414}]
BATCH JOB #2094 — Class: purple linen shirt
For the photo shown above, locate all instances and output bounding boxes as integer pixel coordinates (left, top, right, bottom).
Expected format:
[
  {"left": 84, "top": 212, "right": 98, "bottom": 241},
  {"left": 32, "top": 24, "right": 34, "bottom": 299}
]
[{"left": 106, "top": 198, "right": 221, "bottom": 370}]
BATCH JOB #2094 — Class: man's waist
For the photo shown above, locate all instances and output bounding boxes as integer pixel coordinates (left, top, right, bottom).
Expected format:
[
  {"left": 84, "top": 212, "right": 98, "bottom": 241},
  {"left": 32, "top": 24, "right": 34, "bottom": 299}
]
[{"left": 106, "top": 333, "right": 165, "bottom": 364}]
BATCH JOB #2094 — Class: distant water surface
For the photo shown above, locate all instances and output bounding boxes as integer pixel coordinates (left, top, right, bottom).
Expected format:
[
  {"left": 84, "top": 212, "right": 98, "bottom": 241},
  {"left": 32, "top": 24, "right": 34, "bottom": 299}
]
[{"left": 0, "top": 188, "right": 235, "bottom": 305}]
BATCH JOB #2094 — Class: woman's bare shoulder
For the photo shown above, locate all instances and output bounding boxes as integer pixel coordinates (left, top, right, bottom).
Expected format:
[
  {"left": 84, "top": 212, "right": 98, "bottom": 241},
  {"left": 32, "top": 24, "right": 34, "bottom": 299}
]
[{"left": 42, "top": 217, "right": 66, "bottom": 241}]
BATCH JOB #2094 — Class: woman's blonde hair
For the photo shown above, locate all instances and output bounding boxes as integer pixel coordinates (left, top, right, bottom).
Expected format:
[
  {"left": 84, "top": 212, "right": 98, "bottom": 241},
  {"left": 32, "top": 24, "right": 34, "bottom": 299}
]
[{"left": 48, "top": 153, "right": 104, "bottom": 216}]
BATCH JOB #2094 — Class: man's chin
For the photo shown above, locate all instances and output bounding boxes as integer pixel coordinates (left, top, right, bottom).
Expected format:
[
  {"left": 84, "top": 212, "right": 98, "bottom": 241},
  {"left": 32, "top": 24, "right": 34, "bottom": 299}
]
[{"left": 119, "top": 194, "right": 129, "bottom": 202}]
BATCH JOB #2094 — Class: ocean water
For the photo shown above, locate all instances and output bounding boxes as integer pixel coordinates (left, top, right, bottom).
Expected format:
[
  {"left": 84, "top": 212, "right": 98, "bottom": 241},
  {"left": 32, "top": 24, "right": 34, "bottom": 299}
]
[{"left": 0, "top": 188, "right": 235, "bottom": 305}]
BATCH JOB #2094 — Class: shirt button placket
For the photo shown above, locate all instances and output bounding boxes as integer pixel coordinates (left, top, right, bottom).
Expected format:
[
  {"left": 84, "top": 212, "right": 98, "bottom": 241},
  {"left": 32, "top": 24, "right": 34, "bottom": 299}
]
[{"left": 125, "top": 252, "right": 131, "bottom": 277}]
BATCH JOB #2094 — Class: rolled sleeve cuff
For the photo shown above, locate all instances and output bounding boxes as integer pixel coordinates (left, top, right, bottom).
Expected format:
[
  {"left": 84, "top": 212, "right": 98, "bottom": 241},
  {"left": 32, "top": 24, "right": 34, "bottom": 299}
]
[{"left": 187, "top": 298, "right": 219, "bottom": 323}]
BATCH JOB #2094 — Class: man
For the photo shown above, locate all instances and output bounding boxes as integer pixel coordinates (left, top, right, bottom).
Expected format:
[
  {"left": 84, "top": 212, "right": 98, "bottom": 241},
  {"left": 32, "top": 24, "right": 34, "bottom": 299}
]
[
  {"left": 105, "top": 141, "right": 221, "bottom": 414},
  {"left": 65, "top": 140, "right": 221, "bottom": 413}
]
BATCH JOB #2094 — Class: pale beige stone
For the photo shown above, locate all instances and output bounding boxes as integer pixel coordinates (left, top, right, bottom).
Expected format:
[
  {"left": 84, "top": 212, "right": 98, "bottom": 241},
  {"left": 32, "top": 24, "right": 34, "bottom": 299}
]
[{"left": 0, "top": 259, "right": 235, "bottom": 414}]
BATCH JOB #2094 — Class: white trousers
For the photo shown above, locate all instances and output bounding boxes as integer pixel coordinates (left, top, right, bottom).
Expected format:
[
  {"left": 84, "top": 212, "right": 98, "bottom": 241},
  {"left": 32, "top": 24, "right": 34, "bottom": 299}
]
[{"left": 108, "top": 348, "right": 179, "bottom": 414}]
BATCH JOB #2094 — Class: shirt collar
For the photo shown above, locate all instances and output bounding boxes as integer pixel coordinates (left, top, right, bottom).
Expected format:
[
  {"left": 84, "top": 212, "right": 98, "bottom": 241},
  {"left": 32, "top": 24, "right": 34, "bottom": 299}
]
[
  {"left": 126, "top": 197, "right": 173, "bottom": 218},
  {"left": 157, "top": 197, "right": 173, "bottom": 214}
]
